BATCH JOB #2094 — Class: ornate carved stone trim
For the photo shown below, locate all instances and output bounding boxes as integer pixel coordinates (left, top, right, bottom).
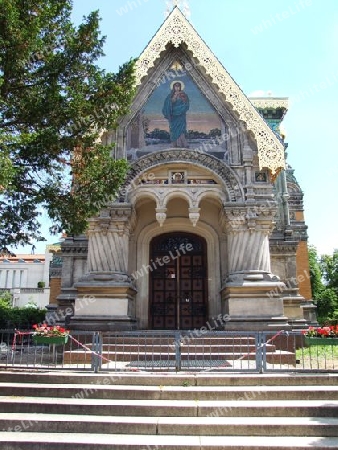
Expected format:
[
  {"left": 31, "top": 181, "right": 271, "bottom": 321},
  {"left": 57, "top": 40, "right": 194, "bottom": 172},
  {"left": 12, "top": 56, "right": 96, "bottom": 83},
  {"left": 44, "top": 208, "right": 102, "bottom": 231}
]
[
  {"left": 188, "top": 207, "right": 200, "bottom": 227},
  {"left": 46, "top": 244, "right": 62, "bottom": 253},
  {"left": 60, "top": 237, "right": 88, "bottom": 256},
  {"left": 155, "top": 207, "right": 167, "bottom": 227},
  {"left": 250, "top": 98, "right": 289, "bottom": 111},
  {"left": 135, "top": 8, "right": 285, "bottom": 177},
  {"left": 123, "top": 149, "right": 244, "bottom": 202},
  {"left": 224, "top": 205, "right": 276, "bottom": 235},
  {"left": 89, "top": 204, "right": 133, "bottom": 237},
  {"left": 269, "top": 242, "right": 299, "bottom": 254}
]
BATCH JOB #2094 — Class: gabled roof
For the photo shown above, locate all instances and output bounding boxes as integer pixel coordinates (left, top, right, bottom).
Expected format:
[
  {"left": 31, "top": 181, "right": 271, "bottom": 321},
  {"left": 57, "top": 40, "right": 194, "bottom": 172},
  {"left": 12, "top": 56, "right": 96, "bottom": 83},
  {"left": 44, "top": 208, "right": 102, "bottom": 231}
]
[{"left": 135, "top": 7, "right": 285, "bottom": 179}]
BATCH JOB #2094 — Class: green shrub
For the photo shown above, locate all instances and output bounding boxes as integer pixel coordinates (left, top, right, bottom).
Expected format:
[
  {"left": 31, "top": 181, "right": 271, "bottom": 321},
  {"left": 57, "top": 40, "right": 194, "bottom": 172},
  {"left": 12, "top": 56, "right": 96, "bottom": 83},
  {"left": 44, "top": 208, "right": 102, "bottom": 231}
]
[
  {"left": 0, "top": 291, "right": 47, "bottom": 329},
  {"left": 0, "top": 291, "right": 12, "bottom": 307}
]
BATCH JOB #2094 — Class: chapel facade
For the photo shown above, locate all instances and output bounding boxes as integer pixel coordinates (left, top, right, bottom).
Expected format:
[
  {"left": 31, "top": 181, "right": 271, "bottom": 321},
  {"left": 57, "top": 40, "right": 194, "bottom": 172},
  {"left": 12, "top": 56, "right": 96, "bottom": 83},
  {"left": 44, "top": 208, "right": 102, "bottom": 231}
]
[{"left": 54, "top": 7, "right": 316, "bottom": 331}]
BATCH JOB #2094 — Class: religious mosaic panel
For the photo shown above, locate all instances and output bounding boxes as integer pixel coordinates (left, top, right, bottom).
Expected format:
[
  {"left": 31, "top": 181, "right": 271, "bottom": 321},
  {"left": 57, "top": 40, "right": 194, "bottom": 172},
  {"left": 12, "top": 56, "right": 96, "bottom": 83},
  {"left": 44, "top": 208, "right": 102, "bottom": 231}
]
[{"left": 126, "top": 66, "right": 228, "bottom": 161}]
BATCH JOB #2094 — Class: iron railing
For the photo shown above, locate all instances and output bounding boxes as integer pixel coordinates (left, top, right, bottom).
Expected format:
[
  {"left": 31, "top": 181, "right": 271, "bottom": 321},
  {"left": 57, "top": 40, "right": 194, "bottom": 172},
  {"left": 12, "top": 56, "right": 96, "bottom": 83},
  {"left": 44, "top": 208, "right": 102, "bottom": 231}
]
[
  {"left": 0, "top": 329, "right": 337, "bottom": 373},
  {"left": 0, "top": 329, "right": 96, "bottom": 371}
]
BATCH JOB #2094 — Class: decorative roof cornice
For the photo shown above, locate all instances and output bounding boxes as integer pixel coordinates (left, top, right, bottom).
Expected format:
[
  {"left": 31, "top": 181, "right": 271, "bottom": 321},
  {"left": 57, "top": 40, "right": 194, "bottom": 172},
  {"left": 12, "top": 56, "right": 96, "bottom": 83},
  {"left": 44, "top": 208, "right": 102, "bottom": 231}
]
[
  {"left": 135, "top": 7, "right": 285, "bottom": 179},
  {"left": 46, "top": 244, "right": 61, "bottom": 253},
  {"left": 250, "top": 98, "right": 289, "bottom": 111}
]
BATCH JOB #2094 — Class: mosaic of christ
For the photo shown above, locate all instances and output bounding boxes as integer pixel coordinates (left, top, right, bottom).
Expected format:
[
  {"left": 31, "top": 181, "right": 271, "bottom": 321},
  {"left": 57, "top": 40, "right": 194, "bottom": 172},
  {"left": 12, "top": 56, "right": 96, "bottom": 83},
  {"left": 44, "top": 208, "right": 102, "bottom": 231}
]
[{"left": 126, "top": 67, "right": 228, "bottom": 161}]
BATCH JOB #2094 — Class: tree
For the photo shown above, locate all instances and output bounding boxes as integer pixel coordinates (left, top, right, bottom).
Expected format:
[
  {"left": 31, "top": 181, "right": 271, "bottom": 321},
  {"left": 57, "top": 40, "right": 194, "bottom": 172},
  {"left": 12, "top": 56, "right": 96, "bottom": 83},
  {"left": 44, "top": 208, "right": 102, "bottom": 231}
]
[
  {"left": 308, "top": 246, "right": 323, "bottom": 301},
  {"left": 308, "top": 246, "right": 338, "bottom": 323},
  {"left": 209, "top": 128, "right": 221, "bottom": 138},
  {"left": 0, "top": 0, "right": 135, "bottom": 249},
  {"left": 320, "top": 250, "right": 338, "bottom": 292}
]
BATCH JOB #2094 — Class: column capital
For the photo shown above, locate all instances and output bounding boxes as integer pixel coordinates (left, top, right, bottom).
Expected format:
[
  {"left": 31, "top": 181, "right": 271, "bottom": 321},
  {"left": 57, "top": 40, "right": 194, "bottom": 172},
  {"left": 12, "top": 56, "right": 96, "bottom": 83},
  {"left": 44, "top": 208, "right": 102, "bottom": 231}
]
[
  {"left": 223, "top": 203, "right": 277, "bottom": 235},
  {"left": 223, "top": 207, "right": 247, "bottom": 233},
  {"left": 109, "top": 203, "right": 133, "bottom": 219},
  {"left": 88, "top": 204, "right": 133, "bottom": 236}
]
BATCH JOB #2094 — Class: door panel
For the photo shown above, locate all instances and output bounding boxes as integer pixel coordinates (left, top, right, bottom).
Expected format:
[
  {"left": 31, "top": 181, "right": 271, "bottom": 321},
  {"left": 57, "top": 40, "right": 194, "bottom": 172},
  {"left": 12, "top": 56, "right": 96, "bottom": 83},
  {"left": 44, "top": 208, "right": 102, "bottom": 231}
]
[{"left": 149, "top": 233, "right": 208, "bottom": 330}]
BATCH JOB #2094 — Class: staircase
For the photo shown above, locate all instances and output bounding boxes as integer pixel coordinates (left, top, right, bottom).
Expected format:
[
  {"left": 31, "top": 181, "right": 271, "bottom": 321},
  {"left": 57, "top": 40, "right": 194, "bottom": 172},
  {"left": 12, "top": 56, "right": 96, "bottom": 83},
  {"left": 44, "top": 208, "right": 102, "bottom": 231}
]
[{"left": 0, "top": 371, "right": 338, "bottom": 449}]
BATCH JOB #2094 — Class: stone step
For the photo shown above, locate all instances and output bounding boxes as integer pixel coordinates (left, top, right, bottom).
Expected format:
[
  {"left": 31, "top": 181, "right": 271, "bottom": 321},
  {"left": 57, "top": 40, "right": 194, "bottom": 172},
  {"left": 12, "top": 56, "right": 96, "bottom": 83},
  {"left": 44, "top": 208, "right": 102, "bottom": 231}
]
[
  {"left": 1, "top": 396, "right": 338, "bottom": 417},
  {"left": 1, "top": 413, "right": 338, "bottom": 436},
  {"left": 63, "top": 349, "right": 295, "bottom": 365},
  {"left": 1, "top": 382, "right": 338, "bottom": 401},
  {"left": 95, "top": 344, "right": 277, "bottom": 353},
  {"left": 62, "top": 334, "right": 295, "bottom": 366},
  {"left": 0, "top": 371, "right": 337, "bottom": 386},
  {"left": 101, "top": 336, "right": 257, "bottom": 345},
  {"left": 1, "top": 432, "right": 338, "bottom": 449},
  {"left": 1, "top": 372, "right": 338, "bottom": 450}
]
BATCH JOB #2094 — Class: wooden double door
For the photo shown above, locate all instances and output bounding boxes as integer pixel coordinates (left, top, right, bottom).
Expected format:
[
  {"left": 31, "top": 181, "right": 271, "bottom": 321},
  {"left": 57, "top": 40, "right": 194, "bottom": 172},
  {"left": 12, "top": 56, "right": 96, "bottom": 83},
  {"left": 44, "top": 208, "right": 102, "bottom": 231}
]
[{"left": 149, "top": 233, "right": 208, "bottom": 330}]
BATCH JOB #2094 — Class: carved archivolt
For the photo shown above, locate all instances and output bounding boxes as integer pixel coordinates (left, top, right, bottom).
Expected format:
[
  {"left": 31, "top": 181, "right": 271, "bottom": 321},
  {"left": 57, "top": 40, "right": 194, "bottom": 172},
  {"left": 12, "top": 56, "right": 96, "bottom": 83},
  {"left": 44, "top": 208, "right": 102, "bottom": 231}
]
[
  {"left": 135, "top": 7, "right": 285, "bottom": 178},
  {"left": 123, "top": 149, "right": 244, "bottom": 202}
]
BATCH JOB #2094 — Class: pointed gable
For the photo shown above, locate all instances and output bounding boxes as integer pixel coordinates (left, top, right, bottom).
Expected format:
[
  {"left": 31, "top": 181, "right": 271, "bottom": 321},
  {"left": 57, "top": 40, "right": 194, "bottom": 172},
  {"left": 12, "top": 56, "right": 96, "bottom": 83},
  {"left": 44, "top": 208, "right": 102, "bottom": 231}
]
[{"left": 135, "top": 7, "right": 285, "bottom": 179}]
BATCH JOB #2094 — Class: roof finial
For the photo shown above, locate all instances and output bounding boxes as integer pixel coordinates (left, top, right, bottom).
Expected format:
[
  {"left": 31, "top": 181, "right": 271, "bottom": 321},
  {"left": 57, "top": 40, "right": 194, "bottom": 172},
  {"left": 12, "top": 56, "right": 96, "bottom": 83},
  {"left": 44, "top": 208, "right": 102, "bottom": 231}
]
[{"left": 165, "top": 0, "right": 191, "bottom": 19}]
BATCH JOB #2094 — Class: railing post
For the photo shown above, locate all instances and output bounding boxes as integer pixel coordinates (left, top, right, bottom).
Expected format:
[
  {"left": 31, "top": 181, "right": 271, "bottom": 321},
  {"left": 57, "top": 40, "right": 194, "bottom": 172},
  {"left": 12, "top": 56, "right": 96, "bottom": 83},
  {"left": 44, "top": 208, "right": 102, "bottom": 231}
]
[
  {"left": 91, "top": 332, "right": 97, "bottom": 372},
  {"left": 91, "top": 332, "right": 102, "bottom": 373},
  {"left": 255, "top": 332, "right": 264, "bottom": 373},
  {"left": 175, "top": 331, "right": 181, "bottom": 372}
]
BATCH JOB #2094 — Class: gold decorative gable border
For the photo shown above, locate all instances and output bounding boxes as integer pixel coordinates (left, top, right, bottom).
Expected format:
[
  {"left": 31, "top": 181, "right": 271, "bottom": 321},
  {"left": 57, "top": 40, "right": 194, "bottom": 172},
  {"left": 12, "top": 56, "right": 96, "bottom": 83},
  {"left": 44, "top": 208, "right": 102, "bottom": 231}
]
[{"left": 135, "top": 7, "right": 285, "bottom": 179}]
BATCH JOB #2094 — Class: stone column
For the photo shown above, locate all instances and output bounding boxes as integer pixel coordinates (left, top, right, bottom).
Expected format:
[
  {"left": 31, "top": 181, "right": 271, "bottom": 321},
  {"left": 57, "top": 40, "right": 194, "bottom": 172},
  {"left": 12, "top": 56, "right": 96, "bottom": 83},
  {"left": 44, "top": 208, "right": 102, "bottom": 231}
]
[
  {"left": 228, "top": 229, "right": 271, "bottom": 274},
  {"left": 270, "top": 242, "right": 315, "bottom": 328},
  {"left": 55, "top": 236, "right": 88, "bottom": 326},
  {"left": 72, "top": 204, "right": 137, "bottom": 331},
  {"left": 221, "top": 206, "right": 290, "bottom": 331},
  {"left": 87, "top": 207, "right": 129, "bottom": 276}
]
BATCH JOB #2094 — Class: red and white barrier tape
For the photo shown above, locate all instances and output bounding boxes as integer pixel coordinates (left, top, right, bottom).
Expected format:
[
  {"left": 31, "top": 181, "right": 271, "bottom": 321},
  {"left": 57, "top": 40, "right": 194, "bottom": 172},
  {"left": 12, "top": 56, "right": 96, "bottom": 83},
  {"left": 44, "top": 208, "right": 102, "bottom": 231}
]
[
  {"left": 203, "top": 329, "right": 286, "bottom": 371},
  {"left": 11, "top": 330, "right": 140, "bottom": 371}
]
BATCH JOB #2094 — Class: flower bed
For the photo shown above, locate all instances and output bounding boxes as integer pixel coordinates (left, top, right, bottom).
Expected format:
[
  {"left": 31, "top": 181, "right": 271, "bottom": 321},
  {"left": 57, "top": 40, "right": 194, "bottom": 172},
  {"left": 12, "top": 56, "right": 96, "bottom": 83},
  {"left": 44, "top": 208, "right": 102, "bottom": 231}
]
[
  {"left": 303, "top": 326, "right": 338, "bottom": 346},
  {"left": 304, "top": 336, "right": 338, "bottom": 346},
  {"left": 32, "top": 335, "right": 69, "bottom": 345},
  {"left": 32, "top": 324, "right": 69, "bottom": 345}
]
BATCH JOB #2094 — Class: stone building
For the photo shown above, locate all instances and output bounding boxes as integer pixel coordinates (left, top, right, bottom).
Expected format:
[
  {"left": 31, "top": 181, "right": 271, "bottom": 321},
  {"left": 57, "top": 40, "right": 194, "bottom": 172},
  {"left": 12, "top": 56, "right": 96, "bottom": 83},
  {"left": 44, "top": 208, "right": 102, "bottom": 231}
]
[
  {"left": 55, "top": 7, "right": 316, "bottom": 331},
  {"left": 0, "top": 251, "right": 52, "bottom": 309}
]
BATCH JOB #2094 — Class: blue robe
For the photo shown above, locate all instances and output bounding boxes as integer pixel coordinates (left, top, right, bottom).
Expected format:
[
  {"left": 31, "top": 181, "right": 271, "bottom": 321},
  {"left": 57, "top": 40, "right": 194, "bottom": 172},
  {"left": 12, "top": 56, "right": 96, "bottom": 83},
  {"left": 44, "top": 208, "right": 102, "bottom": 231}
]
[{"left": 162, "top": 93, "right": 189, "bottom": 142}]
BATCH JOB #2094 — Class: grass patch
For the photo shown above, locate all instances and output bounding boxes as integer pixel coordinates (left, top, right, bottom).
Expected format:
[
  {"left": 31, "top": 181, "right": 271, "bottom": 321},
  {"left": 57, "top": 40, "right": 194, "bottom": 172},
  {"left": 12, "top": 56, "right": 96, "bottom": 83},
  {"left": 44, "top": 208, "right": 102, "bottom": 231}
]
[{"left": 296, "top": 345, "right": 338, "bottom": 370}]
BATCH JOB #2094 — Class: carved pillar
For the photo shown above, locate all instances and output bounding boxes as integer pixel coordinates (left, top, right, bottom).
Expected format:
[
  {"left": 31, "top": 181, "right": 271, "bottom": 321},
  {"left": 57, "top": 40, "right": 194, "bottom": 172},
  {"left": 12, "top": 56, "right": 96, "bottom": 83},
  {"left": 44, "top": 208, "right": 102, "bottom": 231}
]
[
  {"left": 87, "top": 207, "right": 130, "bottom": 275},
  {"left": 71, "top": 204, "right": 137, "bottom": 331},
  {"left": 270, "top": 242, "right": 316, "bottom": 328},
  {"left": 221, "top": 206, "right": 290, "bottom": 331},
  {"left": 243, "top": 155, "right": 255, "bottom": 203},
  {"left": 226, "top": 206, "right": 278, "bottom": 274},
  {"left": 228, "top": 229, "right": 271, "bottom": 274}
]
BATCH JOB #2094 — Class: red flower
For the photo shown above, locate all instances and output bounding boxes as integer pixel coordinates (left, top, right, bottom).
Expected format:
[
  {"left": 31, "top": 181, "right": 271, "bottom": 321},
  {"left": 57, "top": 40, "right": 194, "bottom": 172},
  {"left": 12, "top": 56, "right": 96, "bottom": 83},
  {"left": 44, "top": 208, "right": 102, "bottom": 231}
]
[
  {"left": 304, "top": 325, "right": 338, "bottom": 338},
  {"left": 32, "top": 324, "right": 69, "bottom": 337}
]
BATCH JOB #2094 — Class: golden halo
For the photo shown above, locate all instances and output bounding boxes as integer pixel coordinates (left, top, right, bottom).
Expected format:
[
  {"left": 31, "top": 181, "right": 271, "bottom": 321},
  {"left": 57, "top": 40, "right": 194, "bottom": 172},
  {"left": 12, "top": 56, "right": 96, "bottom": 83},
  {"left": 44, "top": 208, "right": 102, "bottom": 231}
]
[{"left": 170, "top": 80, "right": 185, "bottom": 90}]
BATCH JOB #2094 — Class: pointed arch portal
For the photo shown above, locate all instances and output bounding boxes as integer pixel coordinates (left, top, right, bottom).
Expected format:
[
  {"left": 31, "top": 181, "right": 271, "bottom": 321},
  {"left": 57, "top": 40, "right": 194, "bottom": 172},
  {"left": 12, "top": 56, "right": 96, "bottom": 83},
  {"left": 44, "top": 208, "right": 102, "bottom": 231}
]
[{"left": 149, "top": 232, "right": 208, "bottom": 330}]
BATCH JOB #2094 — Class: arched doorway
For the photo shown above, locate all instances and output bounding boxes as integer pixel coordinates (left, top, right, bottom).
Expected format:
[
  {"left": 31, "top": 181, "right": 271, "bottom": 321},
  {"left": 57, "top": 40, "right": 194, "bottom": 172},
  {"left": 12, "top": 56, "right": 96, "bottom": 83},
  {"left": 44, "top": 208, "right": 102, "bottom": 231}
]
[{"left": 149, "top": 233, "right": 208, "bottom": 330}]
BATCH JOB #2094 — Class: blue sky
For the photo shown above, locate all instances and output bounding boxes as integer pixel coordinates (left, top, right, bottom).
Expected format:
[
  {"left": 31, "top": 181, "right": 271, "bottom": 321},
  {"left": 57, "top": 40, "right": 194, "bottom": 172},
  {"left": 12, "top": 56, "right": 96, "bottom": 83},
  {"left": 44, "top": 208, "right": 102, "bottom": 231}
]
[{"left": 24, "top": 0, "right": 338, "bottom": 256}]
